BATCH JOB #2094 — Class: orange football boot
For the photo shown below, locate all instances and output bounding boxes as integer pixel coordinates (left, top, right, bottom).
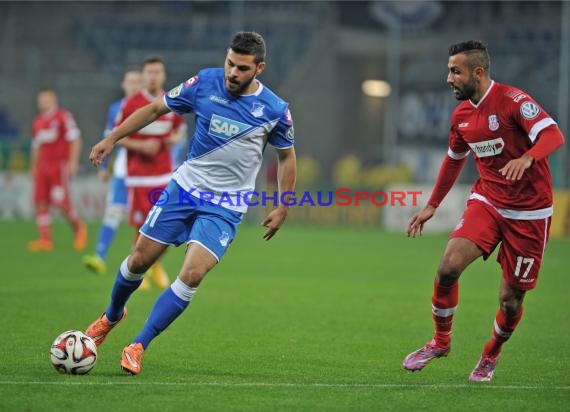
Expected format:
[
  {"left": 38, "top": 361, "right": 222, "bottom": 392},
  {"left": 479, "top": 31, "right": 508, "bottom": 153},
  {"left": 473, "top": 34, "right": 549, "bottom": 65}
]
[
  {"left": 85, "top": 309, "right": 127, "bottom": 347},
  {"left": 121, "top": 343, "right": 145, "bottom": 375}
]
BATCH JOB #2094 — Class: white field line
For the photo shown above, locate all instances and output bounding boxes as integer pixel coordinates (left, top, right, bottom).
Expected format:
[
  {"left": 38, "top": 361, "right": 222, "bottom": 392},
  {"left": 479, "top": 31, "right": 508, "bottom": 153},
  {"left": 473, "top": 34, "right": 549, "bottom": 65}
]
[{"left": 0, "top": 381, "right": 569, "bottom": 390}]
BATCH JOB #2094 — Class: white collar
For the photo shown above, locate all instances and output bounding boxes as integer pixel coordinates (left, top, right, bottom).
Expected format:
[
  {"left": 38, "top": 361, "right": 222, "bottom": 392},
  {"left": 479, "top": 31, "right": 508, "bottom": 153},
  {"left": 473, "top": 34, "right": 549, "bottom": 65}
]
[{"left": 469, "top": 80, "right": 495, "bottom": 109}]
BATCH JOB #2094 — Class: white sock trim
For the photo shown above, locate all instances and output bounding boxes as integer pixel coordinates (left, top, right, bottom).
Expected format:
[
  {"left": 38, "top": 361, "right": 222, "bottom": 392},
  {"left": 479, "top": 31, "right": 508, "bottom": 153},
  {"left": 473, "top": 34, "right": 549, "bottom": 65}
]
[
  {"left": 120, "top": 256, "right": 145, "bottom": 281},
  {"left": 432, "top": 304, "right": 457, "bottom": 317},
  {"left": 171, "top": 277, "right": 197, "bottom": 302},
  {"left": 102, "top": 205, "right": 125, "bottom": 228}
]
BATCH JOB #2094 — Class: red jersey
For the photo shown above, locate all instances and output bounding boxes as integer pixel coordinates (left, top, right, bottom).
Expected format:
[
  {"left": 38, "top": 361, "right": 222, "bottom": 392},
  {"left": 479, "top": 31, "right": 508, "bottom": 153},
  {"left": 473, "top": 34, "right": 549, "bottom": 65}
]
[
  {"left": 448, "top": 81, "right": 557, "bottom": 218},
  {"left": 32, "top": 108, "right": 80, "bottom": 164},
  {"left": 117, "top": 90, "right": 185, "bottom": 187}
]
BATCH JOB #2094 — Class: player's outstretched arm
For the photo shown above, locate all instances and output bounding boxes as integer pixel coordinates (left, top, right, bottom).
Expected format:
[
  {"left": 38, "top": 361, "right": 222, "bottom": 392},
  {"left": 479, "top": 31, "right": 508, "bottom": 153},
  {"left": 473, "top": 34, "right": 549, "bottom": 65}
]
[
  {"left": 89, "top": 99, "right": 171, "bottom": 167},
  {"left": 408, "top": 154, "right": 467, "bottom": 238},
  {"left": 261, "top": 147, "right": 297, "bottom": 241}
]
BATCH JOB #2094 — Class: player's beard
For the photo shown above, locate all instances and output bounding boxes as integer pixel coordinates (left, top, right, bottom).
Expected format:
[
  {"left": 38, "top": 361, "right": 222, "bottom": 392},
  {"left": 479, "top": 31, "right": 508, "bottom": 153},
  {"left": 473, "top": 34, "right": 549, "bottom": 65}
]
[
  {"left": 225, "top": 74, "right": 256, "bottom": 95},
  {"left": 452, "top": 78, "right": 476, "bottom": 101}
]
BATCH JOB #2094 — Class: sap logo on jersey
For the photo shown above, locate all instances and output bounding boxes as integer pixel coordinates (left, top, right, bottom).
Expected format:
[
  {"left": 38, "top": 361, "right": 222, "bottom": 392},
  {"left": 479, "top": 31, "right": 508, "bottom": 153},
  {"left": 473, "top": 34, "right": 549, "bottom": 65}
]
[
  {"left": 208, "top": 114, "right": 252, "bottom": 140},
  {"left": 468, "top": 137, "right": 505, "bottom": 158}
]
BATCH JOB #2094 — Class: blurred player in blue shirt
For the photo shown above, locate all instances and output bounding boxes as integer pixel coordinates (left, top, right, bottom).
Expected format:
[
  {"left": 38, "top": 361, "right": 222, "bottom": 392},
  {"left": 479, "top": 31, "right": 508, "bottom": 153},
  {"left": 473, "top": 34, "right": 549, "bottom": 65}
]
[
  {"left": 85, "top": 32, "right": 297, "bottom": 375},
  {"left": 83, "top": 67, "right": 142, "bottom": 274}
]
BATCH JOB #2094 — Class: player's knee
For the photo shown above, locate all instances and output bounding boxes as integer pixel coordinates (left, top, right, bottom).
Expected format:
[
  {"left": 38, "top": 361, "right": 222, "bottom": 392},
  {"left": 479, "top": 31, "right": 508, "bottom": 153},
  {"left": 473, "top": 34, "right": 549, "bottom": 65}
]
[
  {"left": 179, "top": 266, "right": 208, "bottom": 288},
  {"left": 127, "top": 251, "right": 153, "bottom": 274},
  {"left": 437, "top": 255, "right": 463, "bottom": 284}
]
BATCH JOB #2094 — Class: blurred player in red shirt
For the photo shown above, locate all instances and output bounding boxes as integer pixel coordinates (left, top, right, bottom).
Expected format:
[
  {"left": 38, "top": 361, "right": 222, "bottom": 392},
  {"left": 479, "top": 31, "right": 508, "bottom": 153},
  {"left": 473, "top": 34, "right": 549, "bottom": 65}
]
[
  {"left": 402, "top": 40, "right": 565, "bottom": 381},
  {"left": 28, "top": 89, "right": 87, "bottom": 252},
  {"left": 115, "top": 56, "right": 186, "bottom": 289}
]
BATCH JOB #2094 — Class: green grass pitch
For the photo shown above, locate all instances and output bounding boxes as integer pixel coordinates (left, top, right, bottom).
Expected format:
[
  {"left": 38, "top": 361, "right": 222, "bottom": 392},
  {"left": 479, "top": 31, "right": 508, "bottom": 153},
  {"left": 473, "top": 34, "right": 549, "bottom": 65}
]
[{"left": 0, "top": 220, "right": 569, "bottom": 411}]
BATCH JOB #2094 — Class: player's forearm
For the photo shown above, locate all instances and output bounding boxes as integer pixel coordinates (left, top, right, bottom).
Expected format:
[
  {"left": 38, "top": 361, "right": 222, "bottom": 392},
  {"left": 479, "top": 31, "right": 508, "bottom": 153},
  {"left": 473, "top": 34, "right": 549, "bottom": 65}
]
[
  {"left": 107, "top": 102, "right": 168, "bottom": 146},
  {"left": 276, "top": 148, "right": 297, "bottom": 209},
  {"left": 428, "top": 155, "right": 467, "bottom": 208},
  {"left": 525, "top": 126, "right": 565, "bottom": 161},
  {"left": 116, "top": 137, "right": 145, "bottom": 152}
]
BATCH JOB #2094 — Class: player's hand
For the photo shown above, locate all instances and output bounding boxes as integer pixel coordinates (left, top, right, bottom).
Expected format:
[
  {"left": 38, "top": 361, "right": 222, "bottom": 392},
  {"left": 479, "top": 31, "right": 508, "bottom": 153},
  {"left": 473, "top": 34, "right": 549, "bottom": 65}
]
[
  {"left": 499, "top": 154, "right": 534, "bottom": 181},
  {"left": 98, "top": 169, "right": 110, "bottom": 182},
  {"left": 139, "top": 139, "right": 161, "bottom": 157},
  {"left": 261, "top": 207, "right": 288, "bottom": 241},
  {"left": 89, "top": 138, "right": 114, "bottom": 167},
  {"left": 407, "top": 205, "right": 436, "bottom": 238}
]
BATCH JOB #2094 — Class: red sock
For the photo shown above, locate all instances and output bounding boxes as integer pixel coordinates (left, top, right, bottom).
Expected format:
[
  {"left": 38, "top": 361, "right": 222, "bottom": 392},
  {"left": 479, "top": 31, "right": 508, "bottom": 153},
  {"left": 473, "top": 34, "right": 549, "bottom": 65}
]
[
  {"left": 431, "top": 279, "right": 459, "bottom": 348},
  {"left": 36, "top": 211, "right": 52, "bottom": 241},
  {"left": 483, "top": 307, "right": 523, "bottom": 358}
]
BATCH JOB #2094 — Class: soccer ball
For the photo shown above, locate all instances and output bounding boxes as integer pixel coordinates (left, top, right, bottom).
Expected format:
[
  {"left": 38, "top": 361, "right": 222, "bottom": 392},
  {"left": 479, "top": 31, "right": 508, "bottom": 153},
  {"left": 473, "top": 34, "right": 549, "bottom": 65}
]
[{"left": 50, "top": 330, "right": 97, "bottom": 375}]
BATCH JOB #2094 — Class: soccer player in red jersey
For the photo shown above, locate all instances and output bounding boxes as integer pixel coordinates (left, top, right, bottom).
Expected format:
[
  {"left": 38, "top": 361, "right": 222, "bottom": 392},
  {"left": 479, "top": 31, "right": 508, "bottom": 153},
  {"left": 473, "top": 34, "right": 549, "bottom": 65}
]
[
  {"left": 28, "top": 89, "right": 87, "bottom": 252},
  {"left": 402, "top": 40, "right": 565, "bottom": 381},
  {"left": 115, "top": 56, "right": 186, "bottom": 289}
]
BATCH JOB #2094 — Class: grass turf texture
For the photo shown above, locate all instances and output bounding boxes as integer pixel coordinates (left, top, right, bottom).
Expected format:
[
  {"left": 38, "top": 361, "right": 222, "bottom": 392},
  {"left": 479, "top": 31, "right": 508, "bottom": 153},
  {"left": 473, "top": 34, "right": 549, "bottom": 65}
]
[{"left": 0, "top": 220, "right": 568, "bottom": 411}]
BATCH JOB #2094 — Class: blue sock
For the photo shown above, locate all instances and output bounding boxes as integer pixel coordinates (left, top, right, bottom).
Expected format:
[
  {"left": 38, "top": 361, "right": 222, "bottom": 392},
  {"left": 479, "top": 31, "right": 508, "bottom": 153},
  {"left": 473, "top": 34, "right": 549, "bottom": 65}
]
[
  {"left": 134, "top": 278, "right": 196, "bottom": 349},
  {"left": 105, "top": 257, "right": 144, "bottom": 322},
  {"left": 96, "top": 224, "right": 117, "bottom": 260}
]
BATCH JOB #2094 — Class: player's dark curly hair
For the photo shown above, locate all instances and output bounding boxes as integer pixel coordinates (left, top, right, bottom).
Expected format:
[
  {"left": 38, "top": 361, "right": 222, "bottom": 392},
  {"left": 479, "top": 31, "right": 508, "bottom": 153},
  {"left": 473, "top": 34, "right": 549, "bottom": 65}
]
[
  {"left": 230, "top": 31, "right": 266, "bottom": 64},
  {"left": 449, "top": 40, "right": 490, "bottom": 73}
]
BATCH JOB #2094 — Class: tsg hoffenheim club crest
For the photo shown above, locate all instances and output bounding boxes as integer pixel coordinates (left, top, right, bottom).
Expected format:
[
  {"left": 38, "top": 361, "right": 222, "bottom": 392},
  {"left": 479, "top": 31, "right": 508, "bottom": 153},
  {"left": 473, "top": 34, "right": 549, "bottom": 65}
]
[
  {"left": 488, "top": 114, "right": 499, "bottom": 131},
  {"left": 219, "top": 231, "right": 230, "bottom": 247},
  {"left": 251, "top": 103, "right": 265, "bottom": 118}
]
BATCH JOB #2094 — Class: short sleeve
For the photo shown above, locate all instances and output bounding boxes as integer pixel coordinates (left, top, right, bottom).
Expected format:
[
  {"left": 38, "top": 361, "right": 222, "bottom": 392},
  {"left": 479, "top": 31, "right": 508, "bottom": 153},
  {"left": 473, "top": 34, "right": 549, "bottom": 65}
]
[
  {"left": 268, "top": 106, "right": 294, "bottom": 149},
  {"left": 164, "top": 75, "right": 199, "bottom": 115},
  {"left": 63, "top": 111, "right": 80, "bottom": 141}
]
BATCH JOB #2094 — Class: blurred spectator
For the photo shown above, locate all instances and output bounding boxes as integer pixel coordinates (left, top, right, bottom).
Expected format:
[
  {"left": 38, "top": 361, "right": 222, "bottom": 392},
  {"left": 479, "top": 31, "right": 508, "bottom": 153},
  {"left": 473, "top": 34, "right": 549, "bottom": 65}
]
[
  {"left": 296, "top": 154, "right": 321, "bottom": 189},
  {"left": 333, "top": 152, "right": 362, "bottom": 187}
]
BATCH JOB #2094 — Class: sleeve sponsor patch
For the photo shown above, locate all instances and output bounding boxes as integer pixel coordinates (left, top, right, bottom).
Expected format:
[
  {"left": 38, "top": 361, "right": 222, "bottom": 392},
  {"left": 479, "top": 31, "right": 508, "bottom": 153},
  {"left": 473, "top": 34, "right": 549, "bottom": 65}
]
[
  {"left": 184, "top": 75, "right": 198, "bottom": 88},
  {"left": 168, "top": 84, "right": 183, "bottom": 98},
  {"left": 520, "top": 101, "right": 540, "bottom": 120}
]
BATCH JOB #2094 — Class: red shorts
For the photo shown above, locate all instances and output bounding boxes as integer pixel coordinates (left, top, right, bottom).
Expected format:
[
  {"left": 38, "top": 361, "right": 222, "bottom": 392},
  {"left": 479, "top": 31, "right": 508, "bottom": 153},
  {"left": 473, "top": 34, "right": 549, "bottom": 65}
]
[
  {"left": 34, "top": 162, "right": 71, "bottom": 207},
  {"left": 127, "top": 185, "right": 166, "bottom": 228},
  {"left": 450, "top": 199, "right": 551, "bottom": 291}
]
